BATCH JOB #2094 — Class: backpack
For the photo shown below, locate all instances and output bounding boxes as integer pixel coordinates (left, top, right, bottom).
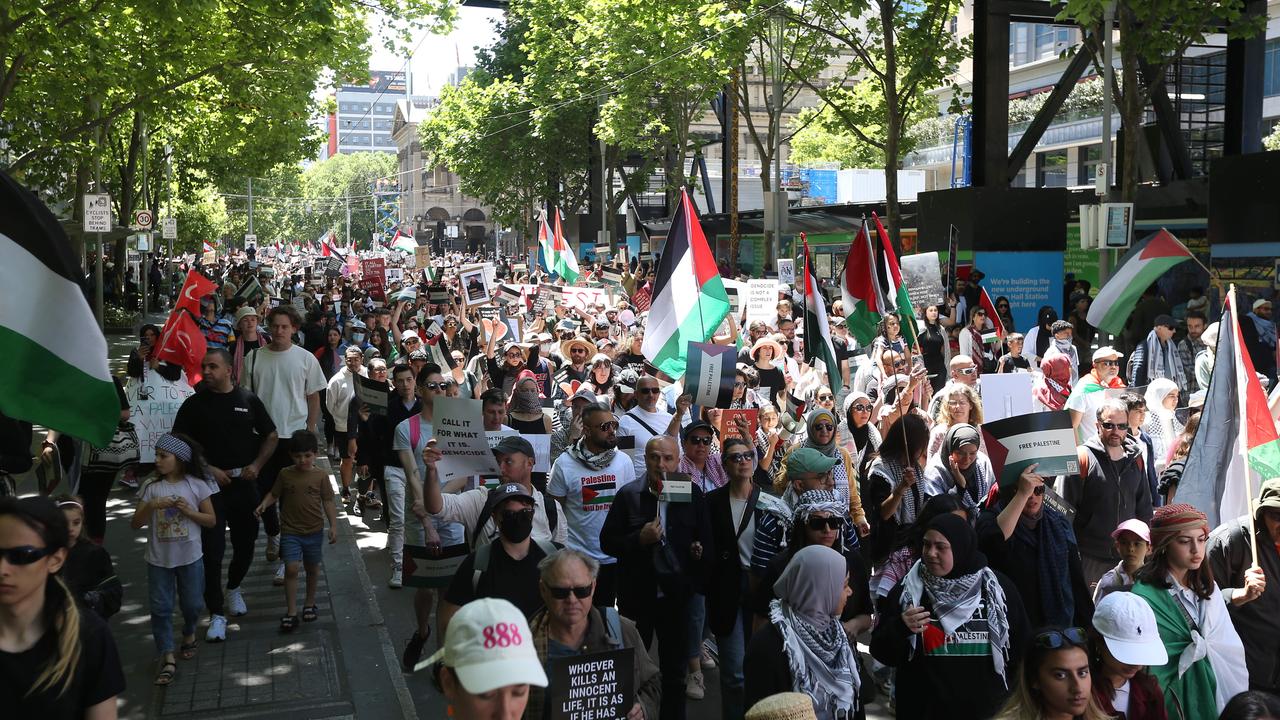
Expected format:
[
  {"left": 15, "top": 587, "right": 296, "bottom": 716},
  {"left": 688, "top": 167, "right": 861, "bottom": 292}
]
[{"left": 471, "top": 537, "right": 560, "bottom": 593}]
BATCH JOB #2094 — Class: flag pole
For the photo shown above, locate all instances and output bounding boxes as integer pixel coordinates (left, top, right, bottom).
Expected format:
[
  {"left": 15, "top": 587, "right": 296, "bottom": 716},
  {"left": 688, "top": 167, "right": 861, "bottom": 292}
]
[{"left": 1229, "top": 283, "right": 1262, "bottom": 569}]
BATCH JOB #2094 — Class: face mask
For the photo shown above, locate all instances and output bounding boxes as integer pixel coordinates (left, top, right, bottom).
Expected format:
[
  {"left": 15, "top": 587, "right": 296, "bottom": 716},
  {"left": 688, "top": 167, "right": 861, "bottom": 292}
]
[
  {"left": 1054, "top": 338, "right": 1073, "bottom": 354},
  {"left": 353, "top": 332, "right": 365, "bottom": 343},
  {"left": 498, "top": 510, "right": 534, "bottom": 544}
]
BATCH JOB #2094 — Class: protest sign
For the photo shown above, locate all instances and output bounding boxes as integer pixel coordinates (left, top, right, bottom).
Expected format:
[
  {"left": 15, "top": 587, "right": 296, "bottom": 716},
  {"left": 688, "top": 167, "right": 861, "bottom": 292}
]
[
  {"left": 545, "top": 648, "right": 635, "bottom": 720},
  {"left": 777, "top": 258, "right": 795, "bottom": 285},
  {"left": 659, "top": 472, "right": 693, "bottom": 502},
  {"left": 981, "top": 410, "right": 1080, "bottom": 487},
  {"left": 414, "top": 245, "right": 431, "bottom": 269},
  {"left": 494, "top": 284, "right": 523, "bottom": 305},
  {"left": 433, "top": 397, "right": 502, "bottom": 483},
  {"left": 126, "top": 375, "right": 197, "bottom": 463},
  {"left": 900, "top": 252, "right": 946, "bottom": 308},
  {"left": 601, "top": 269, "right": 623, "bottom": 287},
  {"left": 386, "top": 267, "right": 403, "bottom": 283},
  {"left": 324, "top": 256, "right": 343, "bottom": 278},
  {"left": 459, "top": 266, "right": 492, "bottom": 305},
  {"left": 403, "top": 543, "right": 469, "bottom": 589},
  {"left": 979, "top": 372, "right": 1034, "bottom": 422},
  {"left": 719, "top": 408, "right": 759, "bottom": 442},
  {"left": 354, "top": 374, "right": 389, "bottom": 415},
  {"left": 746, "top": 279, "right": 779, "bottom": 325},
  {"left": 427, "top": 284, "right": 451, "bottom": 304},
  {"left": 487, "top": 430, "right": 551, "bottom": 473},
  {"left": 685, "top": 342, "right": 737, "bottom": 408}
]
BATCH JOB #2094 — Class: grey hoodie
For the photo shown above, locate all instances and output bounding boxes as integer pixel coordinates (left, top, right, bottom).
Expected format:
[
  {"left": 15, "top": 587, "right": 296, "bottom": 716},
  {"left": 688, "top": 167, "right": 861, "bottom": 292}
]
[{"left": 1063, "top": 436, "right": 1153, "bottom": 561}]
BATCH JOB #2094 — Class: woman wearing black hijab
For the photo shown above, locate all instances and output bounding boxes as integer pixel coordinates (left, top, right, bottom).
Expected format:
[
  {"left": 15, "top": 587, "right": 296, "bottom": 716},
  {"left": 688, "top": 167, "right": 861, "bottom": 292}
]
[
  {"left": 1024, "top": 305, "right": 1059, "bottom": 367},
  {"left": 871, "top": 513, "right": 1031, "bottom": 720}
]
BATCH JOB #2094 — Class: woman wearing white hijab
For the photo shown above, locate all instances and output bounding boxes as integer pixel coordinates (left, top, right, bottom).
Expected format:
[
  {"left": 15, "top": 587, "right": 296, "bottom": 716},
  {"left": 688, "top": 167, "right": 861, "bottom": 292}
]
[
  {"left": 1142, "top": 378, "right": 1183, "bottom": 473},
  {"left": 744, "top": 545, "right": 861, "bottom": 719}
]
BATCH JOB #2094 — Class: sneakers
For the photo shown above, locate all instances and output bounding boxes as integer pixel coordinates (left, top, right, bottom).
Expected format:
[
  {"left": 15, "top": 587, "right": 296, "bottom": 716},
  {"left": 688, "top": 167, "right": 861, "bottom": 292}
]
[
  {"left": 118, "top": 468, "right": 139, "bottom": 489},
  {"left": 700, "top": 641, "right": 718, "bottom": 670},
  {"left": 364, "top": 491, "right": 382, "bottom": 508},
  {"left": 206, "top": 614, "right": 227, "bottom": 643},
  {"left": 273, "top": 563, "right": 285, "bottom": 586},
  {"left": 227, "top": 588, "right": 248, "bottom": 617},
  {"left": 266, "top": 534, "right": 280, "bottom": 562},
  {"left": 401, "top": 629, "right": 430, "bottom": 672},
  {"left": 340, "top": 486, "right": 351, "bottom": 502},
  {"left": 685, "top": 670, "right": 705, "bottom": 700},
  {"left": 388, "top": 563, "right": 403, "bottom": 589}
]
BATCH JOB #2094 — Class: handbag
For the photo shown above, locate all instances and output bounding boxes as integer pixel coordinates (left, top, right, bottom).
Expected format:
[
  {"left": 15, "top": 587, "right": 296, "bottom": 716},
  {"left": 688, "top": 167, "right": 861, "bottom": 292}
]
[{"left": 84, "top": 422, "right": 140, "bottom": 474}]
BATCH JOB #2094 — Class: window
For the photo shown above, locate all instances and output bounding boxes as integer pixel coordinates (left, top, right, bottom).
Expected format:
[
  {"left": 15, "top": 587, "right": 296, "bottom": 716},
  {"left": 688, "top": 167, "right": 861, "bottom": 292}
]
[
  {"left": 1037, "top": 149, "right": 1068, "bottom": 187},
  {"left": 1264, "top": 38, "right": 1280, "bottom": 97},
  {"left": 1078, "top": 145, "right": 1103, "bottom": 186}
]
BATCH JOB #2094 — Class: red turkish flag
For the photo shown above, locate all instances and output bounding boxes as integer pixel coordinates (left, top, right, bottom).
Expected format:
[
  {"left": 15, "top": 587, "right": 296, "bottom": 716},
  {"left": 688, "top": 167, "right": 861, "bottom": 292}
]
[
  {"left": 156, "top": 311, "right": 207, "bottom": 384},
  {"left": 173, "top": 270, "right": 217, "bottom": 317}
]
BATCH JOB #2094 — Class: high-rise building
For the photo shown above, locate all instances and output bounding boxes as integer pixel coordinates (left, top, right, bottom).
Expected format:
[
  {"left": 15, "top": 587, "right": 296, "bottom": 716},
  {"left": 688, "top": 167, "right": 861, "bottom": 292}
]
[{"left": 322, "top": 70, "right": 409, "bottom": 158}]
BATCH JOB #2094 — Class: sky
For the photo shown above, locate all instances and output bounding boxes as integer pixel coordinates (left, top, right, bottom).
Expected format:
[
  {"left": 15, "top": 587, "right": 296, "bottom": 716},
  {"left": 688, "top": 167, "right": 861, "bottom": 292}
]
[{"left": 366, "top": 6, "right": 503, "bottom": 97}]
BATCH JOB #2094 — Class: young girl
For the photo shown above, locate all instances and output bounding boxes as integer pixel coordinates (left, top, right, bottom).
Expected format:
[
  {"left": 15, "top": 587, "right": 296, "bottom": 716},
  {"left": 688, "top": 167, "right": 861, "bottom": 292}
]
[
  {"left": 131, "top": 433, "right": 216, "bottom": 686},
  {"left": 0, "top": 496, "right": 125, "bottom": 717},
  {"left": 55, "top": 495, "right": 122, "bottom": 619}
]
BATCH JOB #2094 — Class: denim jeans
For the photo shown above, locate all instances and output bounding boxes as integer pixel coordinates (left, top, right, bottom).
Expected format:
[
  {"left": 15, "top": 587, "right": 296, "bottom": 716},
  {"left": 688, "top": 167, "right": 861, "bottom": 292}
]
[
  {"left": 715, "top": 601, "right": 749, "bottom": 720},
  {"left": 686, "top": 592, "right": 707, "bottom": 659},
  {"left": 385, "top": 467, "right": 407, "bottom": 565},
  {"left": 148, "top": 560, "right": 205, "bottom": 654}
]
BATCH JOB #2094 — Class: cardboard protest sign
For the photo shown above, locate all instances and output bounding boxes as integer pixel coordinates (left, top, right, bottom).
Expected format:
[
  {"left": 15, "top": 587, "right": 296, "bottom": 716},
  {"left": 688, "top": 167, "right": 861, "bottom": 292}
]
[
  {"left": 126, "top": 375, "right": 196, "bottom": 463},
  {"left": 900, "top": 252, "right": 946, "bottom": 309},
  {"left": 777, "top": 258, "right": 795, "bottom": 285},
  {"left": 981, "top": 410, "right": 1080, "bottom": 487},
  {"left": 545, "top": 648, "right": 635, "bottom": 720},
  {"left": 386, "top": 267, "right": 403, "bottom": 283},
  {"left": 433, "top": 397, "right": 502, "bottom": 483},
  {"left": 685, "top": 342, "right": 737, "bottom": 408},
  {"left": 403, "top": 543, "right": 469, "bottom": 589},
  {"left": 355, "top": 374, "right": 389, "bottom": 415},
  {"left": 459, "top": 266, "right": 492, "bottom": 305},
  {"left": 979, "top": 373, "right": 1035, "bottom": 422},
  {"left": 414, "top": 245, "right": 431, "bottom": 269},
  {"left": 746, "top": 279, "right": 779, "bottom": 325},
  {"left": 719, "top": 408, "right": 759, "bottom": 442}
]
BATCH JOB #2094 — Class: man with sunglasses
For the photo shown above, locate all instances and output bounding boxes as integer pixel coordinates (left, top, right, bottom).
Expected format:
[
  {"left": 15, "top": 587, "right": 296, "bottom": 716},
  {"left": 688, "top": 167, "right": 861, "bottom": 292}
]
[
  {"left": 617, "top": 375, "right": 682, "bottom": 479},
  {"left": 547, "top": 404, "right": 636, "bottom": 608},
  {"left": 1065, "top": 346, "right": 1128, "bottom": 442},
  {"left": 1064, "top": 398, "right": 1153, "bottom": 587},
  {"left": 524, "top": 549, "right": 662, "bottom": 720},
  {"left": 926, "top": 354, "right": 978, "bottom": 418},
  {"left": 600, "top": 435, "right": 713, "bottom": 720},
  {"left": 437, "top": 482, "right": 560, "bottom": 640}
]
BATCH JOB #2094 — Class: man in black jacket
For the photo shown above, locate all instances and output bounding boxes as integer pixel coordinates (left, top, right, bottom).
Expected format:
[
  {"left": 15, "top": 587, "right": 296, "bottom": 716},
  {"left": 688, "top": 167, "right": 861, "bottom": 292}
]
[{"left": 600, "top": 435, "right": 712, "bottom": 720}]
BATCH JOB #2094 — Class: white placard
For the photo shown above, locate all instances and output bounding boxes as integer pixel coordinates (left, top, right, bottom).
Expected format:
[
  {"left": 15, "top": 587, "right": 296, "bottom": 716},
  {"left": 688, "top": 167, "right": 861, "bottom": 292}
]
[
  {"left": 745, "top": 279, "right": 778, "bottom": 325},
  {"left": 777, "top": 258, "right": 795, "bottom": 285},
  {"left": 434, "top": 397, "right": 502, "bottom": 482},
  {"left": 126, "top": 374, "right": 196, "bottom": 463},
  {"left": 979, "top": 372, "right": 1035, "bottom": 422},
  {"left": 84, "top": 194, "right": 112, "bottom": 233},
  {"left": 487, "top": 431, "right": 551, "bottom": 473}
]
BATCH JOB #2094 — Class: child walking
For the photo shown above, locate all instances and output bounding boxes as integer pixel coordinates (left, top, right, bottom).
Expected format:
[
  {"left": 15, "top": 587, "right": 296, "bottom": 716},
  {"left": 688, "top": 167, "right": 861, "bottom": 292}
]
[
  {"left": 130, "top": 433, "right": 216, "bottom": 686},
  {"left": 56, "top": 494, "right": 123, "bottom": 619},
  {"left": 255, "top": 430, "right": 337, "bottom": 632}
]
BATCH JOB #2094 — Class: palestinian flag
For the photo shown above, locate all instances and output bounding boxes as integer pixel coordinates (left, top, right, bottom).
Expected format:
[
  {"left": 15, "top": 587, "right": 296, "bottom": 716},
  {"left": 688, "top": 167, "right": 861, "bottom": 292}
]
[
  {"left": 403, "top": 543, "right": 469, "bottom": 589},
  {"left": 537, "top": 213, "right": 555, "bottom": 274},
  {"left": 979, "top": 288, "right": 1005, "bottom": 343},
  {"left": 1178, "top": 287, "right": 1280, "bottom": 527},
  {"left": 801, "top": 234, "right": 842, "bottom": 391},
  {"left": 842, "top": 213, "right": 917, "bottom": 346},
  {"left": 202, "top": 240, "right": 216, "bottom": 254},
  {"left": 0, "top": 171, "right": 118, "bottom": 446},
  {"left": 550, "top": 208, "right": 580, "bottom": 282},
  {"left": 390, "top": 228, "right": 416, "bottom": 254},
  {"left": 641, "top": 188, "right": 731, "bottom": 378},
  {"left": 580, "top": 477, "right": 619, "bottom": 510},
  {"left": 1087, "top": 229, "right": 1194, "bottom": 336}
]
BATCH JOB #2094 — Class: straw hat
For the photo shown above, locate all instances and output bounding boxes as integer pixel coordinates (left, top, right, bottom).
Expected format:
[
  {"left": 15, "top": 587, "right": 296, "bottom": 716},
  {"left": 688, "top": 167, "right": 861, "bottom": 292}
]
[
  {"left": 560, "top": 336, "right": 595, "bottom": 362},
  {"left": 745, "top": 693, "right": 818, "bottom": 720}
]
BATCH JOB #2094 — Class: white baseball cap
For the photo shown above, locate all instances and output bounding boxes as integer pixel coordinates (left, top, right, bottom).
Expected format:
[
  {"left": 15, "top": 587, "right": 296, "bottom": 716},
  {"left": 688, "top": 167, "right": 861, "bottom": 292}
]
[
  {"left": 1093, "top": 592, "right": 1168, "bottom": 667},
  {"left": 417, "top": 598, "right": 548, "bottom": 693},
  {"left": 1092, "top": 346, "right": 1124, "bottom": 362}
]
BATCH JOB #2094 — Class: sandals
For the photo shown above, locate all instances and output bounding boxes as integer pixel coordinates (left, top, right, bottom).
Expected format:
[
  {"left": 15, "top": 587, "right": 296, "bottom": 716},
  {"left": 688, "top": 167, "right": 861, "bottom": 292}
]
[
  {"left": 155, "top": 660, "right": 177, "bottom": 686},
  {"left": 280, "top": 614, "right": 299, "bottom": 632},
  {"left": 302, "top": 605, "right": 319, "bottom": 622},
  {"left": 179, "top": 640, "right": 198, "bottom": 659}
]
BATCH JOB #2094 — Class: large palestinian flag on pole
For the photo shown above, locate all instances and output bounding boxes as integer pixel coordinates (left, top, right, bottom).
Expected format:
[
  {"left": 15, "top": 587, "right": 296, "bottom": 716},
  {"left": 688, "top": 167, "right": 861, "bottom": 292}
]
[
  {"left": 1087, "top": 228, "right": 1194, "bottom": 336},
  {"left": 0, "top": 171, "right": 118, "bottom": 446},
  {"left": 550, "top": 208, "right": 580, "bottom": 282},
  {"left": 1178, "top": 286, "right": 1280, "bottom": 528},
  {"left": 801, "top": 234, "right": 842, "bottom": 391},
  {"left": 843, "top": 214, "right": 917, "bottom": 346},
  {"left": 641, "top": 188, "right": 731, "bottom": 378}
]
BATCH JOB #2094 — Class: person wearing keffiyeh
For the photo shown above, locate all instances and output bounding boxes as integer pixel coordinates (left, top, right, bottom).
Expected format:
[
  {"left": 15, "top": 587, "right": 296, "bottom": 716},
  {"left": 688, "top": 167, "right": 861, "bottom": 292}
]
[
  {"left": 922, "top": 424, "right": 996, "bottom": 520},
  {"left": 871, "top": 513, "right": 1031, "bottom": 720}
]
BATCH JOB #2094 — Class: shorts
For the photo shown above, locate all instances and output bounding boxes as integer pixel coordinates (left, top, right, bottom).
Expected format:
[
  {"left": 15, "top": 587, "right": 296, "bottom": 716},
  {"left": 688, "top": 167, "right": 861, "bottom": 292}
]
[
  {"left": 280, "top": 531, "right": 324, "bottom": 565},
  {"left": 334, "top": 430, "right": 352, "bottom": 459}
]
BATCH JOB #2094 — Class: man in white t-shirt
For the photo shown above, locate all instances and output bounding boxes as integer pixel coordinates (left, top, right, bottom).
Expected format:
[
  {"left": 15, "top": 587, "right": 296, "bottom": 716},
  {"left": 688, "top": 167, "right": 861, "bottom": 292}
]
[
  {"left": 618, "top": 375, "right": 683, "bottom": 478},
  {"left": 240, "top": 305, "right": 327, "bottom": 577},
  {"left": 547, "top": 404, "right": 636, "bottom": 608}
]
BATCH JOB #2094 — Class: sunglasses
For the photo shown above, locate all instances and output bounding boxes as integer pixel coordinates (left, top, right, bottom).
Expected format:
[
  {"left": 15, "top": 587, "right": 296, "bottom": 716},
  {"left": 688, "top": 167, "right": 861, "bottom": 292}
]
[
  {"left": 817, "top": 395, "right": 834, "bottom": 401},
  {"left": 500, "top": 508, "right": 535, "bottom": 523},
  {"left": 806, "top": 516, "right": 843, "bottom": 532},
  {"left": 958, "top": 367, "right": 977, "bottom": 375},
  {"left": 546, "top": 584, "right": 593, "bottom": 600},
  {"left": 850, "top": 403, "right": 872, "bottom": 412},
  {"left": 686, "top": 435, "right": 713, "bottom": 446},
  {"left": 1095, "top": 359, "right": 1118, "bottom": 366},
  {"left": 1034, "top": 627, "right": 1088, "bottom": 650},
  {"left": 812, "top": 423, "right": 834, "bottom": 432},
  {"left": 734, "top": 381, "right": 746, "bottom": 388},
  {"left": 637, "top": 387, "right": 661, "bottom": 395},
  {"left": 1099, "top": 421, "right": 1130, "bottom": 431},
  {"left": 725, "top": 452, "right": 754, "bottom": 463},
  {"left": 593, "top": 421, "right": 619, "bottom": 432},
  {"left": 0, "top": 545, "right": 56, "bottom": 565},
  {"left": 421, "top": 382, "right": 447, "bottom": 391}
]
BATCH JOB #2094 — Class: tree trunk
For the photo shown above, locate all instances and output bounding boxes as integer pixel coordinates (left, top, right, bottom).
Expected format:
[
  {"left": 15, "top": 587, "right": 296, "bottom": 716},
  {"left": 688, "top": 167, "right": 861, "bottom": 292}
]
[
  {"left": 111, "top": 110, "right": 144, "bottom": 298},
  {"left": 880, "top": 0, "right": 902, "bottom": 250}
]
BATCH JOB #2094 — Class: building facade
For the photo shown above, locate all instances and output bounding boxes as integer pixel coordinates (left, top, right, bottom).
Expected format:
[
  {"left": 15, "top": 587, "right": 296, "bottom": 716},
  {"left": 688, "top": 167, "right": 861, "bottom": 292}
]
[{"left": 322, "top": 70, "right": 408, "bottom": 159}]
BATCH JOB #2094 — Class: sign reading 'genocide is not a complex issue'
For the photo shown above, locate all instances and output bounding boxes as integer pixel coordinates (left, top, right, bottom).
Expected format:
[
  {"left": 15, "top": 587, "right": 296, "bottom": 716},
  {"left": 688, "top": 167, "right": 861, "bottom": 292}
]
[{"left": 546, "top": 647, "right": 635, "bottom": 720}]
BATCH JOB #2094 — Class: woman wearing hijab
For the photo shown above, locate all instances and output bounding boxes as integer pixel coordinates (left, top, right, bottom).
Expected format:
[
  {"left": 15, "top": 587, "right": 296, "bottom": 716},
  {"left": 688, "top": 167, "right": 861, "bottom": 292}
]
[
  {"left": 840, "top": 392, "right": 881, "bottom": 483},
  {"left": 776, "top": 409, "right": 868, "bottom": 536},
  {"left": 1032, "top": 354, "right": 1074, "bottom": 413},
  {"left": 506, "top": 369, "right": 552, "bottom": 434},
  {"left": 1142, "top": 379, "right": 1183, "bottom": 474},
  {"left": 976, "top": 466, "right": 1094, "bottom": 629},
  {"left": 863, "top": 414, "right": 930, "bottom": 566},
  {"left": 922, "top": 424, "right": 996, "bottom": 520},
  {"left": 1131, "top": 504, "right": 1249, "bottom": 717},
  {"left": 1024, "top": 305, "right": 1060, "bottom": 367},
  {"left": 871, "top": 513, "right": 1031, "bottom": 720},
  {"left": 744, "top": 545, "right": 863, "bottom": 720}
]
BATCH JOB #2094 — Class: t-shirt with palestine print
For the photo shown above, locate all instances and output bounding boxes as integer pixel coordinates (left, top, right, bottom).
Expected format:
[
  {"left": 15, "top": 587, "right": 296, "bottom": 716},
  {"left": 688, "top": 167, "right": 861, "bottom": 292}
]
[
  {"left": 548, "top": 450, "right": 635, "bottom": 564},
  {"left": 920, "top": 594, "right": 995, "bottom": 658}
]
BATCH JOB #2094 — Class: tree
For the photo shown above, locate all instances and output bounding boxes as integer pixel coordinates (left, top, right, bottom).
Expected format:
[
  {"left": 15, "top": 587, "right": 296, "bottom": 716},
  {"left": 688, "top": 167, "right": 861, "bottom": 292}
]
[
  {"left": 787, "top": 0, "right": 968, "bottom": 248},
  {"left": 788, "top": 105, "right": 886, "bottom": 168},
  {"left": 1055, "top": 0, "right": 1265, "bottom": 200},
  {"left": 1265, "top": 124, "right": 1280, "bottom": 152}
]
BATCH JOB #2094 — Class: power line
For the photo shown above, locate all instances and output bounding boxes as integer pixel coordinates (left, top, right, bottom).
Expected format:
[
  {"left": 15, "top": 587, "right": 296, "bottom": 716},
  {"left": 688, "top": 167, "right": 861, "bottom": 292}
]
[{"left": 332, "top": 32, "right": 433, "bottom": 150}]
